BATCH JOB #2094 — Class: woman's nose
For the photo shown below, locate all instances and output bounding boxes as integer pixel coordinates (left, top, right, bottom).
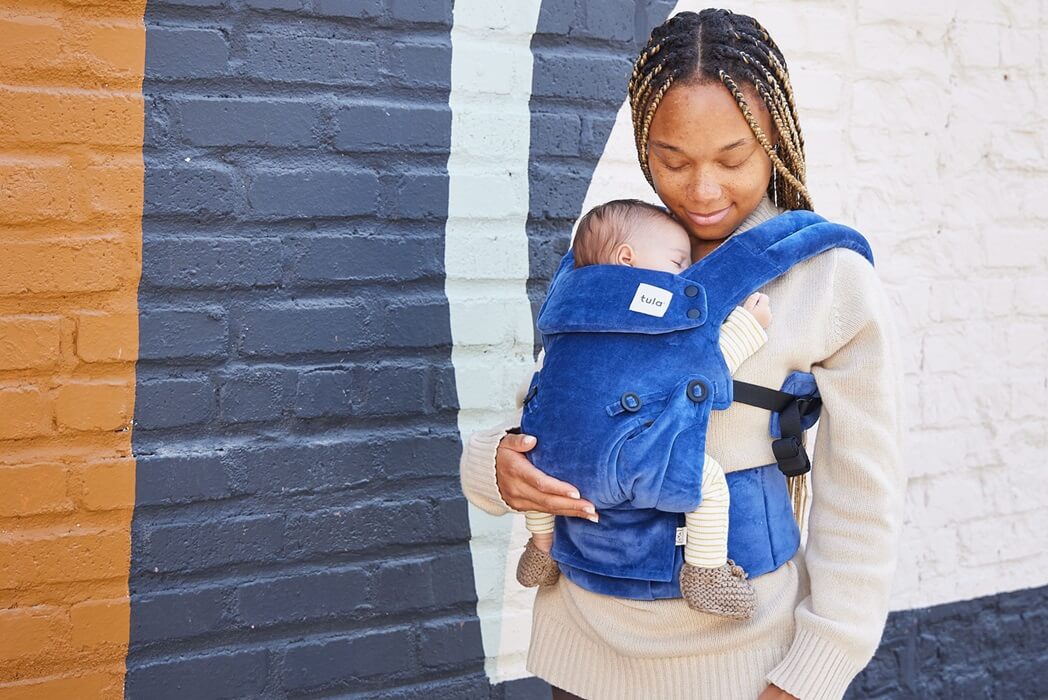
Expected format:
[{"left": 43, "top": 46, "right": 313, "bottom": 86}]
[{"left": 687, "top": 172, "right": 722, "bottom": 203}]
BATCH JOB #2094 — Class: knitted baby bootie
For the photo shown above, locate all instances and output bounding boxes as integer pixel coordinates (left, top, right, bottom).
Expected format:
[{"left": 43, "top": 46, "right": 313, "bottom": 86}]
[
  {"left": 679, "top": 559, "right": 756, "bottom": 620},
  {"left": 515, "top": 538, "right": 561, "bottom": 587}
]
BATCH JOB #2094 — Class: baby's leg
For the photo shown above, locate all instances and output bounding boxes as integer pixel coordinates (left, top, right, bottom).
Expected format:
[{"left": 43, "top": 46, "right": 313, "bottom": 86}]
[
  {"left": 526, "top": 511, "right": 554, "bottom": 553},
  {"left": 684, "top": 455, "right": 730, "bottom": 567},
  {"left": 517, "top": 511, "right": 560, "bottom": 587},
  {"left": 679, "top": 455, "right": 756, "bottom": 620}
]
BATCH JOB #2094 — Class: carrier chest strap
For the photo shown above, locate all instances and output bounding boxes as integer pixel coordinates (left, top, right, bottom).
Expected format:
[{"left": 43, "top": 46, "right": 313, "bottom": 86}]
[{"left": 732, "top": 380, "right": 821, "bottom": 478}]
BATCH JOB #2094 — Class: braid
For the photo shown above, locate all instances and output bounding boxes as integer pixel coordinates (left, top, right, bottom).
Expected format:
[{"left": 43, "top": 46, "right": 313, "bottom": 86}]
[
  {"left": 628, "top": 9, "right": 812, "bottom": 210},
  {"left": 720, "top": 70, "right": 809, "bottom": 209}
]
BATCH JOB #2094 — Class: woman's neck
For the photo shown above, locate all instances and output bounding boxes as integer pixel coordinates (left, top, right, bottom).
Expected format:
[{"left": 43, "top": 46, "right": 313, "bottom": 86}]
[{"left": 690, "top": 195, "right": 784, "bottom": 262}]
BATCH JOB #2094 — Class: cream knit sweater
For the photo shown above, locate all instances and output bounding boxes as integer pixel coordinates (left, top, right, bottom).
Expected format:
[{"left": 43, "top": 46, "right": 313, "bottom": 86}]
[{"left": 459, "top": 197, "right": 906, "bottom": 700}]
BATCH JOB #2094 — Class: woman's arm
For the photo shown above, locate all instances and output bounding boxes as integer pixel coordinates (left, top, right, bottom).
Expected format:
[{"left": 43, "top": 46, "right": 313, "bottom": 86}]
[
  {"left": 765, "top": 250, "right": 907, "bottom": 700},
  {"left": 459, "top": 349, "right": 595, "bottom": 519}
]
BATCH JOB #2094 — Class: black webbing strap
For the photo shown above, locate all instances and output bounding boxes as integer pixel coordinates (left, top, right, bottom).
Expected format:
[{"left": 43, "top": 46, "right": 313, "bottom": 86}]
[{"left": 733, "top": 380, "right": 822, "bottom": 478}]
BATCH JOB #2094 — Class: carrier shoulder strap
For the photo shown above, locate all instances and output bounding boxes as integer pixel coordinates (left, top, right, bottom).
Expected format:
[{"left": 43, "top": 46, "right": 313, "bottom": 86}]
[{"left": 702, "top": 211, "right": 874, "bottom": 477}]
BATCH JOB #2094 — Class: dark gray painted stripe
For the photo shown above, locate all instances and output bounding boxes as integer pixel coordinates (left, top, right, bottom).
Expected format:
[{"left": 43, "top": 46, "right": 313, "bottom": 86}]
[
  {"left": 130, "top": 1, "right": 472, "bottom": 696},
  {"left": 847, "top": 582, "right": 1048, "bottom": 699}
]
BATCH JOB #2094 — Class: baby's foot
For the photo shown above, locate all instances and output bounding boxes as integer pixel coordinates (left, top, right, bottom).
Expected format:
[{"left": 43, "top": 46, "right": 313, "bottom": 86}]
[
  {"left": 516, "top": 538, "right": 561, "bottom": 587},
  {"left": 679, "top": 559, "right": 756, "bottom": 620}
]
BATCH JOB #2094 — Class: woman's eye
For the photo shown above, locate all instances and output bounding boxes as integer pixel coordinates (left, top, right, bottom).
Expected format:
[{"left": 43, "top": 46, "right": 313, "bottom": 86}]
[
  {"left": 661, "top": 160, "right": 688, "bottom": 171},
  {"left": 722, "top": 152, "right": 753, "bottom": 170}
]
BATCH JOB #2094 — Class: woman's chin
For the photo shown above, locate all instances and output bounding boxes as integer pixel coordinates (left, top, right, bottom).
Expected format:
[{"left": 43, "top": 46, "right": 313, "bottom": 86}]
[{"left": 686, "top": 223, "right": 735, "bottom": 246}]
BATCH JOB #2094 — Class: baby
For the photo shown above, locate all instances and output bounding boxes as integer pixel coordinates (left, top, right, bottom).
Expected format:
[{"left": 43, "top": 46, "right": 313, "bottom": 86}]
[{"left": 515, "top": 199, "right": 771, "bottom": 620}]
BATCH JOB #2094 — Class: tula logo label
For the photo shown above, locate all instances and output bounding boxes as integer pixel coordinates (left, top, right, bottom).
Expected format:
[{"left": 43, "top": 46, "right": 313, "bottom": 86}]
[{"left": 628, "top": 283, "right": 673, "bottom": 317}]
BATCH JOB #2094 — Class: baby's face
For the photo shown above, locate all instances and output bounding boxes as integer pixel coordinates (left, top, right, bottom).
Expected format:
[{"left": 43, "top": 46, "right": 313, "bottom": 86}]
[{"left": 625, "top": 215, "right": 693, "bottom": 274}]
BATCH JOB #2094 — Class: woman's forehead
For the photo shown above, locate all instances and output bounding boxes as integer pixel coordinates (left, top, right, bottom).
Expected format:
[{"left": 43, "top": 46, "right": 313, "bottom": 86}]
[{"left": 649, "top": 81, "right": 765, "bottom": 152}]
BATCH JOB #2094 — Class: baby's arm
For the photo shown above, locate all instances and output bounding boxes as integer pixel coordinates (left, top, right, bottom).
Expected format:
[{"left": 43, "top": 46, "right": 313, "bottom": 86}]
[{"left": 719, "top": 292, "right": 771, "bottom": 375}]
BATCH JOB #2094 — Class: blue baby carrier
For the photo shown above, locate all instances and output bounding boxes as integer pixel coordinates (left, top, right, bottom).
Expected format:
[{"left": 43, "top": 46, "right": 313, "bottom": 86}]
[{"left": 518, "top": 210, "right": 874, "bottom": 600}]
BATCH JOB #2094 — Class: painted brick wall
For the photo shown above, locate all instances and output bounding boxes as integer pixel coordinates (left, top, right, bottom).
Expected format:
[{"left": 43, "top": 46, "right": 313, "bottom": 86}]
[
  {"left": 0, "top": 1, "right": 144, "bottom": 696},
  {"left": 547, "top": 0, "right": 1048, "bottom": 611},
  {"left": 127, "top": 1, "right": 491, "bottom": 698},
  {"left": 2, "top": 0, "right": 1045, "bottom": 698}
]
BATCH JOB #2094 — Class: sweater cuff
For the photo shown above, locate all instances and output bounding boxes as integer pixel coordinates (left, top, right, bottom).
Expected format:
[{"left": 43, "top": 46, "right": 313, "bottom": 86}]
[
  {"left": 764, "top": 628, "right": 867, "bottom": 700},
  {"left": 459, "top": 415, "right": 522, "bottom": 516},
  {"left": 720, "top": 306, "right": 768, "bottom": 374}
]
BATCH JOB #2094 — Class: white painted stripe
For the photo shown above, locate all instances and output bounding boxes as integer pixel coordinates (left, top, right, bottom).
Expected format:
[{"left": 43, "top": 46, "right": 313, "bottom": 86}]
[{"left": 445, "top": 0, "right": 544, "bottom": 685}]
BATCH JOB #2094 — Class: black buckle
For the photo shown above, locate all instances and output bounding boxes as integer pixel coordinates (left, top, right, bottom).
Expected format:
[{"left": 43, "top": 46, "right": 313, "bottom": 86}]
[
  {"left": 772, "top": 436, "right": 811, "bottom": 477},
  {"left": 795, "top": 397, "right": 821, "bottom": 421}
]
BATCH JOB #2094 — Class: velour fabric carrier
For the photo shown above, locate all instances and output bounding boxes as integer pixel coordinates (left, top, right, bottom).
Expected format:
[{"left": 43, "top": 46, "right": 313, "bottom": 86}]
[{"left": 519, "top": 210, "right": 874, "bottom": 600}]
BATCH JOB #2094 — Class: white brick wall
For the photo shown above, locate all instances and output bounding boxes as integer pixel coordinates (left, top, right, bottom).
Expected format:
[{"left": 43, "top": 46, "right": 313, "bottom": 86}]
[
  {"left": 649, "top": 0, "right": 1048, "bottom": 612},
  {"left": 445, "top": 0, "right": 544, "bottom": 683}
]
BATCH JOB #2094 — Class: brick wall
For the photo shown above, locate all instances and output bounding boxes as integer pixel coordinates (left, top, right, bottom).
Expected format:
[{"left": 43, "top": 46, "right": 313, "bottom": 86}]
[
  {"left": 0, "top": 0, "right": 145, "bottom": 696},
  {"left": 677, "top": 0, "right": 1048, "bottom": 611},
  {"left": 2, "top": 0, "right": 1045, "bottom": 698},
  {"left": 126, "top": 1, "right": 490, "bottom": 697}
]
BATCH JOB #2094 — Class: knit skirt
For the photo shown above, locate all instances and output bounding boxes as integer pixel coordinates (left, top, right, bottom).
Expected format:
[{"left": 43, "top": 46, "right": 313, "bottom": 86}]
[{"left": 527, "top": 548, "right": 810, "bottom": 700}]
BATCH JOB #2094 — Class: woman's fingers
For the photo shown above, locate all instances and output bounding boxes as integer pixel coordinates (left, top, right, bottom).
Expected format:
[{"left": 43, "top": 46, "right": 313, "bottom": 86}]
[
  {"left": 510, "top": 479, "right": 596, "bottom": 518},
  {"left": 496, "top": 433, "right": 596, "bottom": 520},
  {"left": 499, "top": 432, "right": 537, "bottom": 453},
  {"left": 525, "top": 467, "right": 582, "bottom": 501}
]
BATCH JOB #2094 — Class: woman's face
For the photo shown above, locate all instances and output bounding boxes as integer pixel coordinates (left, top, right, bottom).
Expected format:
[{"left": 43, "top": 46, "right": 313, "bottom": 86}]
[{"left": 646, "top": 81, "right": 775, "bottom": 258}]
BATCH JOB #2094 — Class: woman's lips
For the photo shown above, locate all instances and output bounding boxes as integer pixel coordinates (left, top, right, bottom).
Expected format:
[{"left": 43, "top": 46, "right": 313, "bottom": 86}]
[{"left": 686, "top": 205, "right": 732, "bottom": 227}]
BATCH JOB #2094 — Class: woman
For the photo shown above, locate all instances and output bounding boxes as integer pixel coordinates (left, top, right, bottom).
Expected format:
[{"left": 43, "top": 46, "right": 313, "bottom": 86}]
[{"left": 460, "top": 9, "right": 905, "bottom": 700}]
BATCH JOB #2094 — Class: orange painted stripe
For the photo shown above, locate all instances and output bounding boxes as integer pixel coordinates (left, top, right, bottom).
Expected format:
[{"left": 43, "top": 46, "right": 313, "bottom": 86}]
[{"left": 0, "top": 1, "right": 145, "bottom": 697}]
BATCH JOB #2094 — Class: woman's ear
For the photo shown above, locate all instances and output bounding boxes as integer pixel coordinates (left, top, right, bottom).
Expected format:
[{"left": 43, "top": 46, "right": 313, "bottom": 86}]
[{"left": 615, "top": 243, "right": 635, "bottom": 266}]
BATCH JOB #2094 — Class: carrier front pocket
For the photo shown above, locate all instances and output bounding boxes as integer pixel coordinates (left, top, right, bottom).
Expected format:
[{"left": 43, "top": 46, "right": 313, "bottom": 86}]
[
  {"left": 599, "top": 388, "right": 674, "bottom": 506},
  {"left": 613, "top": 375, "right": 716, "bottom": 509}
]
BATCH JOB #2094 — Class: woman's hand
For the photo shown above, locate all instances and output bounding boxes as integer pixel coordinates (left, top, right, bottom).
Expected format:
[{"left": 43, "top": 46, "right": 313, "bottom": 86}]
[
  {"left": 496, "top": 432, "right": 598, "bottom": 521},
  {"left": 757, "top": 684, "right": 799, "bottom": 700}
]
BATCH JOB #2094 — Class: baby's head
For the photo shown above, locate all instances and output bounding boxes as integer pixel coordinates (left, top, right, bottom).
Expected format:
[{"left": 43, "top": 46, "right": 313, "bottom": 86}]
[{"left": 573, "top": 199, "right": 692, "bottom": 274}]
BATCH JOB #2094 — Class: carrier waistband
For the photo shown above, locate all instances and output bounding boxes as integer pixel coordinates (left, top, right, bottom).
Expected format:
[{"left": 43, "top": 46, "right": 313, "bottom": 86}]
[{"left": 554, "top": 462, "right": 801, "bottom": 601}]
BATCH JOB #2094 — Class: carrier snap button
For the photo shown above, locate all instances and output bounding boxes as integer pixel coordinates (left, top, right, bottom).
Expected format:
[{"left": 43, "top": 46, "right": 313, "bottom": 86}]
[
  {"left": 620, "top": 392, "right": 642, "bottom": 412},
  {"left": 687, "top": 308, "right": 700, "bottom": 319},
  {"left": 684, "top": 285, "right": 699, "bottom": 297},
  {"left": 686, "top": 380, "right": 708, "bottom": 403}
]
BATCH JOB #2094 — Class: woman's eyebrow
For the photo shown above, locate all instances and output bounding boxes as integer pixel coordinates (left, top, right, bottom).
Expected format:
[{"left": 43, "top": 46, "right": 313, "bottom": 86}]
[
  {"left": 650, "top": 140, "right": 682, "bottom": 152},
  {"left": 651, "top": 137, "right": 755, "bottom": 153},
  {"left": 719, "top": 137, "right": 754, "bottom": 152}
]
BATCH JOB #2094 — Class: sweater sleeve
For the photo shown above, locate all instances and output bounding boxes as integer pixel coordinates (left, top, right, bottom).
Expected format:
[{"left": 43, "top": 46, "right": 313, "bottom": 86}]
[
  {"left": 458, "top": 349, "right": 546, "bottom": 516},
  {"left": 765, "top": 251, "right": 907, "bottom": 700},
  {"left": 719, "top": 305, "right": 768, "bottom": 375}
]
